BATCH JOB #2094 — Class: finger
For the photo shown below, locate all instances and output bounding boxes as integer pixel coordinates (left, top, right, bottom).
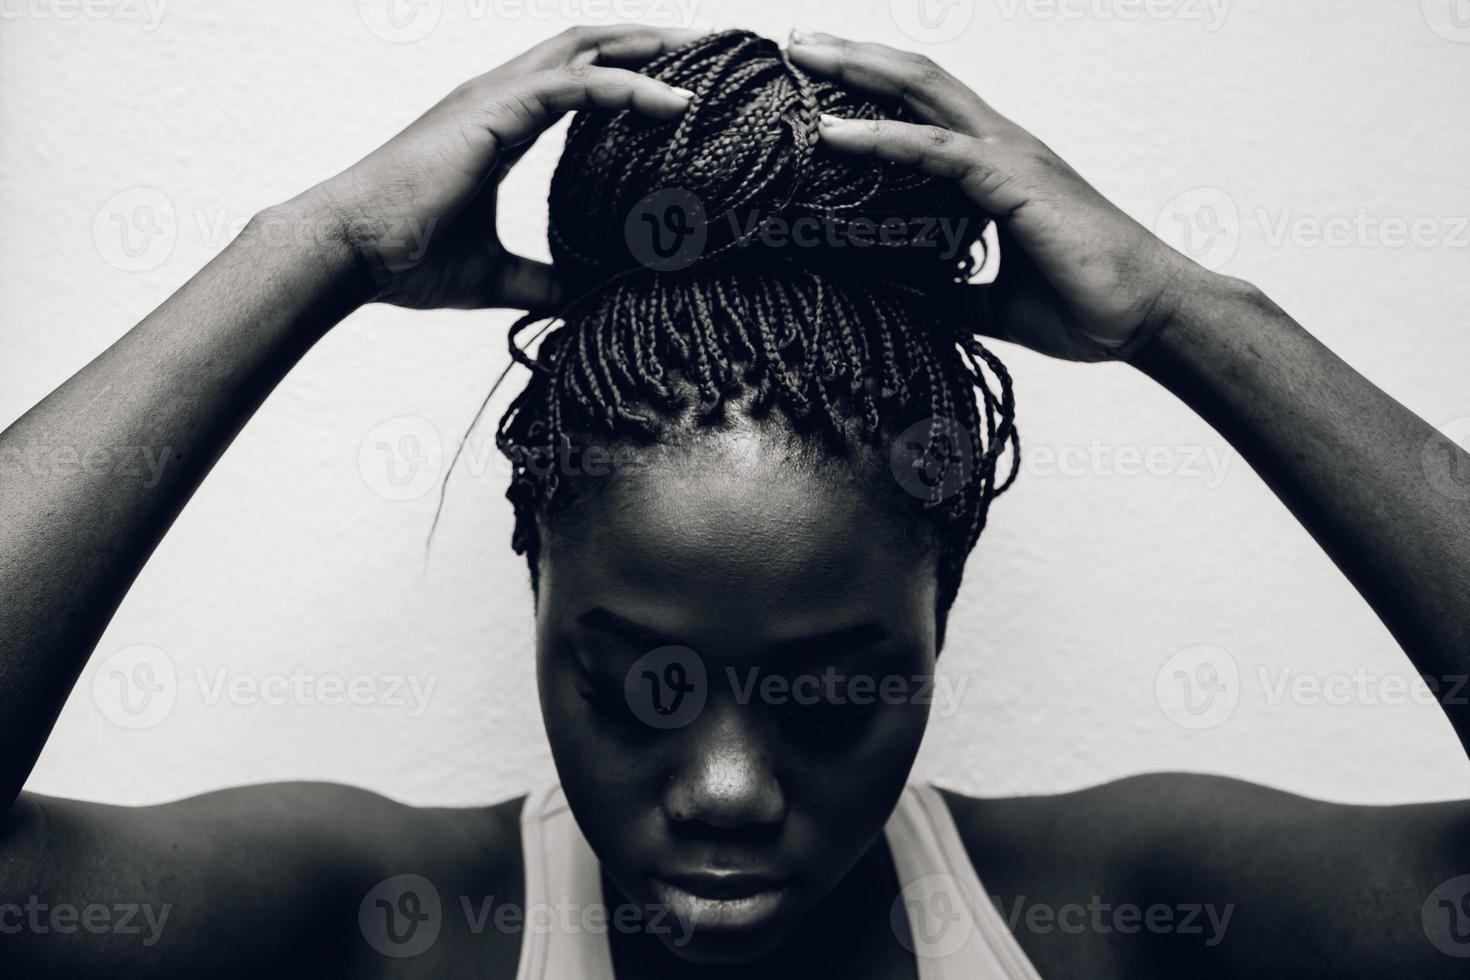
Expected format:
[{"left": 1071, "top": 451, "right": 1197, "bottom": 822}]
[
  {"left": 816, "top": 115, "right": 1033, "bottom": 218},
  {"left": 496, "top": 252, "right": 564, "bottom": 312},
  {"left": 786, "top": 30, "right": 1008, "bottom": 137},
  {"left": 957, "top": 283, "right": 1009, "bottom": 343},
  {"left": 455, "top": 125, "right": 544, "bottom": 233},
  {"left": 502, "top": 24, "right": 705, "bottom": 76},
  {"left": 473, "top": 64, "right": 693, "bottom": 153},
  {"left": 435, "top": 248, "right": 562, "bottom": 311}
]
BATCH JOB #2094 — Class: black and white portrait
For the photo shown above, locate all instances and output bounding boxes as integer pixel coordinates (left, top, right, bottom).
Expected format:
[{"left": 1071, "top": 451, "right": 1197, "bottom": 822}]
[{"left": 3, "top": 2, "right": 1469, "bottom": 977}]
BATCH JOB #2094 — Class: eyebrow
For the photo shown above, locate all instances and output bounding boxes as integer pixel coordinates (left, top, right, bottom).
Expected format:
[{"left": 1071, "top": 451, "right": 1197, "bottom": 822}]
[
  {"left": 575, "top": 607, "right": 889, "bottom": 658},
  {"left": 576, "top": 607, "right": 676, "bottom": 650}
]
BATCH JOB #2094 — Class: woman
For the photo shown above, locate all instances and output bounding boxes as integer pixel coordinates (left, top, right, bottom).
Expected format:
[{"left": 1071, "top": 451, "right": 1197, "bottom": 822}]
[{"left": 1, "top": 24, "right": 1466, "bottom": 979}]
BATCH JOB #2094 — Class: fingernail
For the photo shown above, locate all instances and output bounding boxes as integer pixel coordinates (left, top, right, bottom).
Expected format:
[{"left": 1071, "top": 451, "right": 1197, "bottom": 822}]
[
  {"left": 669, "top": 86, "right": 695, "bottom": 100},
  {"left": 819, "top": 113, "right": 846, "bottom": 128},
  {"left": 789, "top": 28, "right": 814, "bottom": 45}
]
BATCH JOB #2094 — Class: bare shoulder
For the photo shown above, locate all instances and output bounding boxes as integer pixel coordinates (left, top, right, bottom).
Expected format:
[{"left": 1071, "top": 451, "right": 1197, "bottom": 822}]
[
  {"left": 937, "top": 773, "right": 1470, "bottom": 979},
  {"left": 0, "top": 782, "right": 528, "bottom": 978}
]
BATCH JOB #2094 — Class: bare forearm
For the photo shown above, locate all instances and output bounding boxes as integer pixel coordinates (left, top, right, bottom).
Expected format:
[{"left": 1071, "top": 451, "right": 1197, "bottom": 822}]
[
  {"left": 1135, "top": 272, "right": 1470, "bottom": 750},
  {"left": 0, "top": 203, "right": 366, "bottom": 807}
]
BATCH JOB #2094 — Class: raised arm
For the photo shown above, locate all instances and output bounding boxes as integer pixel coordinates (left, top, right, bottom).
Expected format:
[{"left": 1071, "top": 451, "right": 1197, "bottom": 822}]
[
  {"left": 790, "top": 30, "right": 1470, "bottom": 756},
  {"left": 0, "top": 200, "right": 361, "bottom": 808},
  {"left": 1130, "top": 270, "right": 1470, "bottom": 748},
  {"left": 0, "top": 28, "right": 698, "bottom": 815}
]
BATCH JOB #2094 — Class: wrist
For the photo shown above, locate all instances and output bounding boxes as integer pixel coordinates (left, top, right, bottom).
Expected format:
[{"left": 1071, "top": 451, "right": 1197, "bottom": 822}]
[
  {"left": 1121, "top": 265, "right": 1268, "bottom": 375},
  {"left": 246, "top": 192, "right": 377, "bottom": 316}
]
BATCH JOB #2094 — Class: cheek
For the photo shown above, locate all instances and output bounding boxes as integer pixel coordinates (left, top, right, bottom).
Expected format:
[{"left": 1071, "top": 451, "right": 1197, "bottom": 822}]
[
  {"left": 787, "top": 699, "right": 930, "bottom": 834},
  {"left": 539, "top": 649, "right": 629, "bottom": 772},
  {"left": 536, "top": 649, "right": 666, "bottom": 844}
]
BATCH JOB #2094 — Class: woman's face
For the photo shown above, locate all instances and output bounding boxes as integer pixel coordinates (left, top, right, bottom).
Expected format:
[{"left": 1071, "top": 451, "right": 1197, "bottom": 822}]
[{"left": 535, "top": 424, "right": 939, "bottom": 965}]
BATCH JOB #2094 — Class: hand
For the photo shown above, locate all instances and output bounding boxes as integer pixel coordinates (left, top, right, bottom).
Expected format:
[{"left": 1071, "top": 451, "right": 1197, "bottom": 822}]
[
  {"left": 301, "top": 25, "right": 699, "bottom": 311},
  {"left": 787, "top": 30, "right": 1211, "bottom": 362}
]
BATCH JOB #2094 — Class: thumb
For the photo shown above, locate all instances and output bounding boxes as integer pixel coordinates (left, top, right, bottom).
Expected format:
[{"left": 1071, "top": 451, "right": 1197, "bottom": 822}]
[
  {"left": 957, "top": 283, "right": 1007, "bottom": 343},
  {"left": 495, "top": 252, "right": 566, "bottom": 312}
]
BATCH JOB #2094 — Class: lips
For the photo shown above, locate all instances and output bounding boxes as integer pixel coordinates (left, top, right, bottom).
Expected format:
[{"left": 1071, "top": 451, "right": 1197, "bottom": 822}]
[
  {"left": 652, "top": 872, "right": 790, "bottom": 931},
  {"left": 660, "top": 870, "right": 786, "bottom": 900}
]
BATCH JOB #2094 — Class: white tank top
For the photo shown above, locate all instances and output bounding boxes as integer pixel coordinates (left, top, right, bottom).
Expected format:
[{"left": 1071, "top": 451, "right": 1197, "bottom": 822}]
[{"left": 514, "top": 782, "right": 1042, "bottom": 979}]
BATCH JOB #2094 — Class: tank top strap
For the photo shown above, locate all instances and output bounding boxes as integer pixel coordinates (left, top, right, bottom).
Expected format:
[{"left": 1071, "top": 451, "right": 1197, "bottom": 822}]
[
  {"left": 883, "top": 782, "right": 1043, "bottom": 980},
  {"left": 514, "top": 783, "right": 616, "bottom": 980}
]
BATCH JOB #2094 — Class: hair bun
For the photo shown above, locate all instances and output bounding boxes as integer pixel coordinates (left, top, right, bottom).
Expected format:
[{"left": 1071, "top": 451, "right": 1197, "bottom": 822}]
[{"left": 547, "top": 30, "right": 987, "bottom": 292}]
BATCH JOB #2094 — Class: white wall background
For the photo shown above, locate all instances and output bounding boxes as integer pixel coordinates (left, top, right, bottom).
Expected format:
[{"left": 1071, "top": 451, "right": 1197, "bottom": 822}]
[{"left": 3, "top": 0, "right": 1469, "bottom": 810}]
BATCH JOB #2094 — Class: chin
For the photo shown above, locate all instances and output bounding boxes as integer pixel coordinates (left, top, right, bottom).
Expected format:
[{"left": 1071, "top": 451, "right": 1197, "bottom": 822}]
[{"left": 658, "top": 920, "right": 794, "bottom": 966}]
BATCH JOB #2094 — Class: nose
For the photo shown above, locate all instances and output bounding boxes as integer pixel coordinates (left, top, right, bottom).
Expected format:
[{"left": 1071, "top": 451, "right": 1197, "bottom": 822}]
[{"left": 662, "top": 701, "right": 786, "bottom": 831}]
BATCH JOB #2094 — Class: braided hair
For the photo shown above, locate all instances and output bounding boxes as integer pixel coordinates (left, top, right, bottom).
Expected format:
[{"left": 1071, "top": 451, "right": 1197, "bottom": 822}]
[{"left": 491, "top": 30, "right": 1019, "bottom": 642}]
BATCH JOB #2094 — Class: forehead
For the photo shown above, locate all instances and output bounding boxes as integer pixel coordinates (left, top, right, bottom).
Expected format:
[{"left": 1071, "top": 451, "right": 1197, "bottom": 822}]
[{"left": 540, "top": 424, "right": 937, "bottom": 646}]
